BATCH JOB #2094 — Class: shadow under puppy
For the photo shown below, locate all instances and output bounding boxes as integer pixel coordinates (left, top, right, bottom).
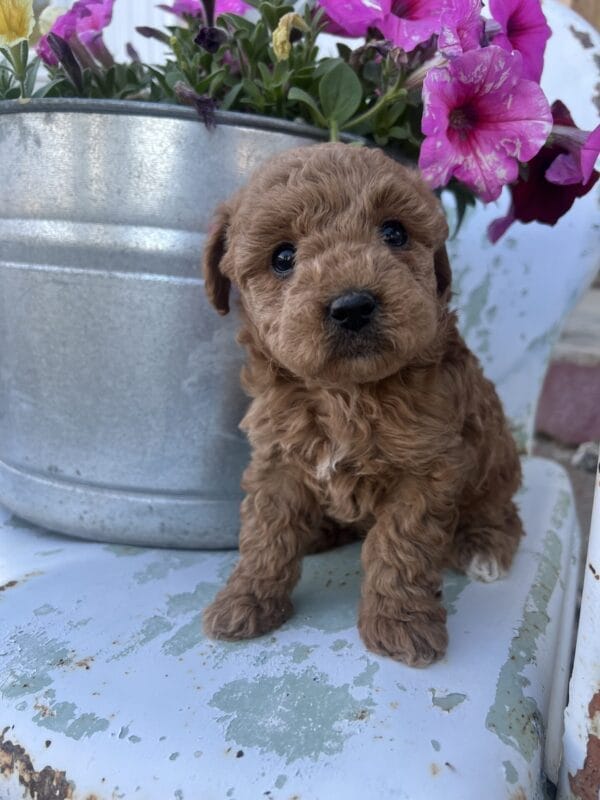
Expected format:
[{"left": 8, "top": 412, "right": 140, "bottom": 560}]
[{"left": 202, "top": 143, "right": 523, "bottom": 667}]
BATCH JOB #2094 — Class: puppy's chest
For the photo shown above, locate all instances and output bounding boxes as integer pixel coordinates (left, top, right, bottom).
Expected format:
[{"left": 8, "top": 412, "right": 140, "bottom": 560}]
[{"left": 289, "top": 403, "right": 406, "bottom": 520}]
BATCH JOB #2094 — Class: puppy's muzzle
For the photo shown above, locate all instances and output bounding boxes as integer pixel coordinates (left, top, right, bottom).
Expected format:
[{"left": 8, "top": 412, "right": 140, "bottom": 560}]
[{"left": 327, "top": 291, "right": 378, "bottom": 332}]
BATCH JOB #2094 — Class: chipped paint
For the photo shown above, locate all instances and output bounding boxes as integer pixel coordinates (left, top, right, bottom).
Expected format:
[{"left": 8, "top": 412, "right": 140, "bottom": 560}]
[
  {"left": 1, "top": 632, "right": 71, "bottom": 698},
  {"left": 486, "top": 527, "right": 563, "bottom": 761},
  {"left": 353, "top": 659, "right": 379, "bottom": 688},
  {"left": 253, "top": 643, "right": 316, "bottom": 667},
  {"left": 569, "top": 25, "right": 593, "bottom": 49},
  {"left": 430, "top": 690, "right": 467, "bottom": 712},
  {"left": 442, "top": 570, "right": 470, "bottom": 615},
  {"left": 431, "top": 739, "right": 441, "bottom": 752},
  {"left": 162, "top": 616, "right": 203, "bottom": 657},
  {"left": 330, "top": 639, "right": 349, "bottom": 652},
  {"left": 0, "top": 728, "right": 73, "bottom": 799},
  {"left": 33, "top": 604, "right": 58, "bottom": 617},
  {"left": 209, "top": 669, "right": 374, "bottom": 763},
  {"left": 460, "top": 272, "right": 492, "bottom": 339},
  {"left": 503, "top": 760, "right": 519, "bottom": 784},
  {"left": 133, "top": 551, "right": 202, "bottom": 584},
  {"left": 103, "top": 543, "right": 146, "bottom": 557},
  {"left": 109, "top": 615, "right": 175, "bottom": 661},
  {"left": 292, "top": 545, "right": 361, "bottom": 633},
  {"left": 33, "top": 701, "right": 110, "bottom": 739},
  {"left": 166, "top": 582, "right": 220, "bottom": 617},
  {"left": 275, "top": 774, "right": 287, "bottom": 789}
]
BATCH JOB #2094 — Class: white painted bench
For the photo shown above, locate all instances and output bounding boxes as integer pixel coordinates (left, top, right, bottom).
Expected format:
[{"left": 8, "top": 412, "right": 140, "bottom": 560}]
[{"left": 0, "top": 3, "right": 599, "bottom": 798}]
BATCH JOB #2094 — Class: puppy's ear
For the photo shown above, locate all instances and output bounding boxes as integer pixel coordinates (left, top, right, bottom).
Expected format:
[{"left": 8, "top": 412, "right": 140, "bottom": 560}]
[
  {"left": 203, "top": 202, "right": 232, "bottom": 316},
  {"left": 434, "top": 245, "right": 452, "bottom": 300}
]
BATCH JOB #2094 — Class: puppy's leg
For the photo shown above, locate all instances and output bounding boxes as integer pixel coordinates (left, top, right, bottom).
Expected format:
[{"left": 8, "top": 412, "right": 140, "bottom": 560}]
[
  {"left": 449, "top": 499, "right": 523, "bottom": 582},
  {"left": 358, "top": 483, "right": 450, "bottom": 667},
  {"left": 203, "top": 460, "right": 319, "bottom": 640}
]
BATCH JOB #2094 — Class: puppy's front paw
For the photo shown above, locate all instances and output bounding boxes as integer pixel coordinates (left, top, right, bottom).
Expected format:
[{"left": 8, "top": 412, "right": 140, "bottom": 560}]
[
  {"left": 359, "top": 602, "right": 448, "bottom": 667},
  {"left": 466, "top": 553, "right": 505, "bottom": 583},
  {"left": 203, "top": 590, "right": 293, "bottom": 641}
]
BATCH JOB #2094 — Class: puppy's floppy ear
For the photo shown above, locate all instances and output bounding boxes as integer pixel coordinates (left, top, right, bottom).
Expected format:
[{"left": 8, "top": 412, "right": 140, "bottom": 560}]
[
  {"left": 203, "top": 202, "right": 232, "bottom": 316},
  {"left": 434, "top": 245, "right": 452, "bottom": 300}
]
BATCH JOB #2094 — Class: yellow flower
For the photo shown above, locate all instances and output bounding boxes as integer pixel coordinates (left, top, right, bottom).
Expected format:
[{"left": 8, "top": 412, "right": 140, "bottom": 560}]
[
  {"left": 37, "top": 5, "right": 67, "bottom": 37},
  {"left": 0, "top": 0, "right": 35, "bottom": 47},
  {"left": 272, "top": 12, "right": 309, "bottom": 62}
]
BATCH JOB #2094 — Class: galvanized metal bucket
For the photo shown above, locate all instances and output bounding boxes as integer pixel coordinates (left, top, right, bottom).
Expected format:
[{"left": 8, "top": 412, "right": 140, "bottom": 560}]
[{"left": 0, "top": 99, "right": 330, "bottom": 548}]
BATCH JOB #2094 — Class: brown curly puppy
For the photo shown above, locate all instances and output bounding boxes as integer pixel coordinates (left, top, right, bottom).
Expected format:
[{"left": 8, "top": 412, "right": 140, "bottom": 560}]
[{"left": 202, "top": 143, "right": 523, "bottom": 667}]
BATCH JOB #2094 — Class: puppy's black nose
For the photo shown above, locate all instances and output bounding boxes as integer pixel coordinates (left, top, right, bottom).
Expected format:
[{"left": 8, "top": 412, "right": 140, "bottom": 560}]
[{"left": 328, "top": 291, "right": 378, "bottom": 332}]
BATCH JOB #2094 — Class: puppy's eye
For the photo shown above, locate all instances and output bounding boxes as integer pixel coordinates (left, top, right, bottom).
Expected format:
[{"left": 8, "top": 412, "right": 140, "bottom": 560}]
[
  {"left": 272, "top": 243, "right": 296, "bottom": 277},
  {"left": 380, "top": 220, "right": 408, "bottom": 248}
]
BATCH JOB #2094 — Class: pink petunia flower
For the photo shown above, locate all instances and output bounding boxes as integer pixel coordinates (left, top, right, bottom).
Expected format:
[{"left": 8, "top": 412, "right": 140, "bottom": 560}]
[
  {"left": 418, "top": 45, "right": 552, "bottom": 201},
  {"left": 159, "top": 0, "right": 251, "bottom": 19},
  {"left": 438, "top": 0, "right": 484, "bottom": 56},
  {"left": 488, "top": 100, "right": 599, "bottom": 241},
  {"left": 378, "top": 0, "right": 442, "bottom": 52},
  {"left": 317, "top": 0, "right": 386, "bottom": 38},
  {"left": 487, "top": 0, "right": 551, "bottom": 83},
  {"left": 318, "top": 0, "right": 442, "bottom": 52},
  {"left": 37, "top": 0, "right": 115, "bottom": 66}
]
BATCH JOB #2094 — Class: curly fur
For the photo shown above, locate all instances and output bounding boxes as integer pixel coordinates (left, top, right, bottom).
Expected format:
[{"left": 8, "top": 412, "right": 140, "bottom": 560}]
[{"left": 202, "top": 143, "right": 523, "bottom": 667}]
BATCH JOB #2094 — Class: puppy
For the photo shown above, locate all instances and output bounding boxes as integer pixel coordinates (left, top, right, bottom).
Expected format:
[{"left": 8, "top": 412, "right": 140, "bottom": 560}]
[{"left": 202, "top": 143, "right": 523, "bottom": 667}]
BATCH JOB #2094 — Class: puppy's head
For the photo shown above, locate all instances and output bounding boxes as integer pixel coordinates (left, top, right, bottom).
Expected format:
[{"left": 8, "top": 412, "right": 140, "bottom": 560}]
[{"left": 203, "top": 143, "right": 451, "bottom": 385}]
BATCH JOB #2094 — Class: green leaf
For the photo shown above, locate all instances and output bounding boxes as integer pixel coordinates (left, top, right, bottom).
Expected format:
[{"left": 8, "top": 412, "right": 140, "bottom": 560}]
[
  {"left": 241, "top": 78, "right": 265, "bottom": 109},
  {"left": 336, "top": 43, "right": 353, "bottom": 62},
  {"left": 319, "top": 61, "right": 362, "bottom": 125},
  {"left": 259, "top": 2, "right": 294, "bottom": 30},
  {"left": 217, "top": 13, "right": 255, "bottom": 34},
  {"left": 288, "top": 86, "right": 326, "bottom": 126},
  {"left": 220, "top": 82, "right": 243, "bottom": 110}
]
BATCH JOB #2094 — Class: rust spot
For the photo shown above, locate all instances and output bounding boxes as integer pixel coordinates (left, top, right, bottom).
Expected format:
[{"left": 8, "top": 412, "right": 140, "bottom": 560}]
[
  {"left": 589, "top": 690, "right": 600, "bottom": 720},
  {"left": 429, "top": 763, "right": 440, "bottom": 776},
  {"left": 570, "top": 25, "right": 593, "bottom": 49},
  {"left": 510, "top": 789, "right": 527, "bottom": 800},
  {"left": 0, "top": 580, "right": 18, "bottom": 592},
  {"left": 75, "top": 657, "right": 94, "bottom": 670},
  {"left": 0, "top": 728, "right": 74, "bottom": 799},
  {"left": 569, "top": 734, "right": 600, "bottom": 800},
  {"left": 33, "top": 703, "right": 55, "bottom": 719}
]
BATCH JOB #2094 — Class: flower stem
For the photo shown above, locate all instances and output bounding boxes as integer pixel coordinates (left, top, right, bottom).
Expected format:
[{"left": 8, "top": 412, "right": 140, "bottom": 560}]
[
  {"left": 329, "top": 118, "right": 339, "bottom": 142},
  {"left": 343, "top": 83, "right": 405, "bottom": 132}
]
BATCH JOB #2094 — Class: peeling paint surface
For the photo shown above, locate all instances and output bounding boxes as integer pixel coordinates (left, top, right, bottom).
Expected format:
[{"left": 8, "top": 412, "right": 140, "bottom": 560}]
[
  {"left": 0, "top": 457, "right": 581, "bottom": 799},
  {"left": 485, "top": 518, "right": 564, "bottom": 761}
]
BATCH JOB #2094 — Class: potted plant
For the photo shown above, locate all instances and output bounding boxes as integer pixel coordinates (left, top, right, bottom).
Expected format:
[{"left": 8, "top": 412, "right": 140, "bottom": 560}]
[{"left": 0, "top": 0, "right": 598, "bottom": 547}]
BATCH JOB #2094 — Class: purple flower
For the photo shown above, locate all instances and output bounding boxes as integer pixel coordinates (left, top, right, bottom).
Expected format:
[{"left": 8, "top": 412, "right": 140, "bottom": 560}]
[
  {"left": 318, "top": 0, "right": 442, "bottom": 52},
  {"left": 158, "top": 0, "right": 203, "bottom": 16},
  {"left": 318, "top": 0, "right": 387, "bottom": 38},
  {"left": 489, "top": 100, "right": 600, "bottom": 240},
  {"left": 378, "top": 0, "right": 442, "bottom": 51},
  {"left": 438, "top": 0, "right": 484, "bottom": 56},
  {"left": 159, "top": 0, "right": 250, "bottom": 19},
  {"left": 418, "top": 45, "right": 552, "bottom": 201},
  {"left": 545, "top": 121, "right": 600, "bottom": 185},
  {"left": 37, "top": 0, "right": 115, "bottom": 66},
  {"left": 488, "top": 0, "right": 551, "bottom": 83}
]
